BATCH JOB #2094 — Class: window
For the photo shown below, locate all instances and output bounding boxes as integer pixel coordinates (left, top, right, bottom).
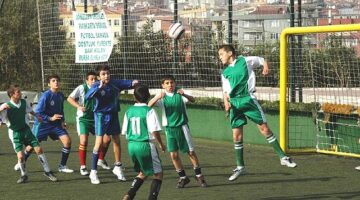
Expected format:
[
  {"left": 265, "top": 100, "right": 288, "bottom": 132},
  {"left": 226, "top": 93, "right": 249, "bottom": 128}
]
[
  {"left": 271, "top": 20, "right": 279, "bottom": 27},
  {"left": 244, "top": 33, "right": 250, "bottom": 40},
  {"left": 270, "top": 33, "right": 279, "bottom": 40},
  {"left": 70, "top": 20, "right": 74, "bottom": 26},
  {"left": 114, "top": 19, "right": 120, "bottom": 26},
  {"left": 108, "top": 20, "right": 111, "bottom": 26},
  {"left": 114, "top": 32, "right": 120, "bottom": 38},
  {"left": 70, "top": 32, "right": 75, "bottom": 38},
  {"left": 243, "top": 21, "right": 250, "bottom": 27}
]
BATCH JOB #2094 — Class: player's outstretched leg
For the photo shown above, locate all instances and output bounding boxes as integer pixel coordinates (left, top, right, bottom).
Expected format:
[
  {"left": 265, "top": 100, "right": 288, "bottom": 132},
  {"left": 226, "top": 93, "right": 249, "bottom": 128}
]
[{"left": 148, "top": 179, "right": 162, "bottom": 200}]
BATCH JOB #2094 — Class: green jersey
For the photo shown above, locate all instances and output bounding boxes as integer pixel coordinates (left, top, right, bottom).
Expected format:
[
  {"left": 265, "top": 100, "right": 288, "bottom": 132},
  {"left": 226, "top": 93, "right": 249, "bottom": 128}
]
[
  {"left": 157, "top": 89, "right": 188, "bottom": 127},
  {"left": 2, "top": 99, "right": 31, "bottom": 131},
  {"left": 222, "top": 56, "right": 249, "bottom": 98},
  {"left": 69, "top": 83, "right": 95, "bottom": 121},
  {"left": 122, "top": 103, "right": 162, "bottom": 142}
]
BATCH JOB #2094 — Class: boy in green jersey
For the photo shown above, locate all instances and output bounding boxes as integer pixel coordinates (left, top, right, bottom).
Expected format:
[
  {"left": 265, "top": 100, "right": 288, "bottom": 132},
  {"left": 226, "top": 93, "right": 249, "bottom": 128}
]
[
  {"left": 148, "top": 75, "right": 207, "bottom": 188},
  {"left": 218, "top": 44, "right": 297, "bottom": 181},
  {"left": 121, "top": 84, "right": 165, "bottom": 200},
  {"left": 0, "top": 85, "right": 57, "bottom": 183}
]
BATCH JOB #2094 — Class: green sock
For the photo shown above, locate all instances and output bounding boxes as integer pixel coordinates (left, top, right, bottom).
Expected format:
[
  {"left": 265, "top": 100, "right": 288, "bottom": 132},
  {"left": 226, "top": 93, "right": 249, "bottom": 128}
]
[
  {"left": 267, "top": 135, "right": 286, "bottom": 158},
  {"left": 234, "top": 141, "right": 244, "bottom": 167}
]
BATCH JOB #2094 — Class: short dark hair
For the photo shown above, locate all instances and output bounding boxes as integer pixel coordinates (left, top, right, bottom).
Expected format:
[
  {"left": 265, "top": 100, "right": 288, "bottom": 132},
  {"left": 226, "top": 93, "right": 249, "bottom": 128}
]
[
  {"left": 47, "top": 74, "right": 60, "bottom": 83},
  {"left": 7, "top": 84, "right": 20, "bottom": 98},
  {"left": 161, "top": 74, "right": 175, "bottom": 84},
  {"left": 96, "top": 64, "right": 110, "bottom": 76},
  {"left": 86, "top": 71, "right": 97, "bottom": 80},
  {"left": 134, "top": 84, "right": 150, "bottom": 103},
  {"left": 218, "top": 44, "right": 236, "bottom": 56}
]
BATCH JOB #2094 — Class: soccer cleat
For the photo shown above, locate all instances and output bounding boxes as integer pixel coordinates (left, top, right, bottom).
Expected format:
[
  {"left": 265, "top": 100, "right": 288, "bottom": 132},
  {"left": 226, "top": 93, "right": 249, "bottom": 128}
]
[
  {"left": 228, "top": 167, "right": 245, "bottom": 181},
  {"left": 97, "top": 159, "right": 111, "bottom": 170},
  {"left": 280, "top": 156, "right": 297, "bottom": 168},
  {"left": 17, "top": 175, "right": 28, "bottom": 184},
  {"left": 355, "top": 166, "right": 360, "bottom": 171},
  {"left": 176, "top": 177, "right": 190, "bottom": 188},
  {"left": 195, "top": 176, "right": 208, "bottom": 188},
  {"left": 80, "top": 167, "right": 90, "bottom": 176},
  {"left": 58, "top": 165, "right": 74, "bottom": 173},
  {"left": 14, "top": 163, "right": 20, "bottom": 171},
  {"left": 112, "top": 166, "right": 126, "bottom": 181},
  {"left": 44, "top": 171, "right": 58, "bottom": 182},
  {"left": 122, "top": 194, "right": 131, "bottom": 200},
  {"left": 89, "top": 170, "right": 100, "bottom": 184}
]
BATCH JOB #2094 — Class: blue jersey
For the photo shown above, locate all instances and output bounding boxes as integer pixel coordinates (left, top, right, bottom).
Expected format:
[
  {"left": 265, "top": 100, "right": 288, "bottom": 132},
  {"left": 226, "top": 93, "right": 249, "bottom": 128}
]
[
  {"left": 34, "top": 89, "right": 65, "bottom": 125},
  {"left": 85, "top": 79, "right": 132, "bottom": 114}
]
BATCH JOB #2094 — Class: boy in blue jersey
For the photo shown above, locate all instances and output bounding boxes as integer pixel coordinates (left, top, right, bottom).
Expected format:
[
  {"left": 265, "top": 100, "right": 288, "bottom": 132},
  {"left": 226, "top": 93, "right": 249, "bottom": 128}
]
[
  {"left": 0, "top": 85, "right": 57, "bottom": 183},
  {"left": 85, "top": 64, "right": 138, "bottom": 184},
  {"left": 32, "top": 74, "right": 74, "bottom": 173},
  {"left": 218, "top": 44, "right": 296, "bottom": 181},
  {"left": 121, "top": 84, "right": 165, "bottom": 200}
]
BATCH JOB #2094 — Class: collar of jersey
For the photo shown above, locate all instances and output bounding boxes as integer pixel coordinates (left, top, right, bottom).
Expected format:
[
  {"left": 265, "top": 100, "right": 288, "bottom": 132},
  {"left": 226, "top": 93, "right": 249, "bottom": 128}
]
[
  {"left": 134, "top": 103, "right": 147, "bottom": 106},
  {"left": 165, "top": 91, "right": 175, "bottom": 97},
  {"left": 9, "top": 100, "right": 21, "bottom": 108}
]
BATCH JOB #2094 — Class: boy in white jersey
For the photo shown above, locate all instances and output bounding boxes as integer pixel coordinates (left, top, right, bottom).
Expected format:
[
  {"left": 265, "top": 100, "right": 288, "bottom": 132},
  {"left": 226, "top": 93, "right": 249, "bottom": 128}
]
[
  {"left": 0, "top": 85, "right": 57, "bottom": 183},
  {"left": 218, "top": 44, "right": 297, "bottom": 181},
  {"left": 67, "top": 71, "right": 111, "bottom": 175},
  {"left": 148, "top": 75, "right": 207, "bottom": 188},
  {"left": 121, "top": 84, "right": 165, "bottom": 200}
]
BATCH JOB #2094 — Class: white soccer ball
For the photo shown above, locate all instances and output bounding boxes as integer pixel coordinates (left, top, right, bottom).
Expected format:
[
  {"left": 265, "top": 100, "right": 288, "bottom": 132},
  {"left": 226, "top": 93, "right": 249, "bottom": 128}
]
[{"left": 168, "top": 22, "right": 185, "bottom": 40}]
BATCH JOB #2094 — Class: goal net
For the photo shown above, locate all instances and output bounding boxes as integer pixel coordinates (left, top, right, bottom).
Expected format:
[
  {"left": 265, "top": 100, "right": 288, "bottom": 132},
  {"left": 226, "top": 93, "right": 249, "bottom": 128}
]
[{"left": 280, "top": 25, "right": 360, "bottom": 157}]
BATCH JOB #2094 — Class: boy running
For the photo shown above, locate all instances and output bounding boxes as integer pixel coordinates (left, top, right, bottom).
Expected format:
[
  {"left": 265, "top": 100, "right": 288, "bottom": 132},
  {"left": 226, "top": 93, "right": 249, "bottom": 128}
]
[
  {"left": 0, "top": 85, "right": 57, "bottom": 183},
  {"left": 85, "top": 64, "right": 138, "bottom": 184},
  {"left": 32, "top": 74, "right": 74, "bottom": 173},
  {"left": 148, "top": 75, "right": 207, "bottom": 188},
  {"left": 121, "top": 84, "right": 165, "bottom": 200},
  {"left": 218, "top": 44, "right": 296, "bottom": 181}
]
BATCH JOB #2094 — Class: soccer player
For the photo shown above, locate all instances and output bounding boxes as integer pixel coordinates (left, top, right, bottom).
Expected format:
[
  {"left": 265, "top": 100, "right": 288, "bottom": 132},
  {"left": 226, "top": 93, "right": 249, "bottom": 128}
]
[
  {"left": 148, "top": 75, "right": 208, "bottom": 188},
  {"left": 121, "top": 84, "right": 165, "bottom": 200},
  {"left": 0, "top": 85, "right": 57, "bottom": 183},
  {"left": 218, "top": 44, "right": 297, "bottom": 181},
  {"left": 32, "top": 74, "right": 74, "bottom": 173},
  {"left": 85, "top": 64, "right": 138, "bottom": 184},
  {"left": 67, "top": 71, "right": 111, "bottom": 175}
]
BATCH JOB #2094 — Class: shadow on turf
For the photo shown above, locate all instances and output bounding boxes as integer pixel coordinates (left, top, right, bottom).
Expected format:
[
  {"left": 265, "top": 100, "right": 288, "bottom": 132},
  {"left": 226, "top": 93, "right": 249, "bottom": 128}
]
[{"left": 261, "top": 191, "right": 360, "bottom": 200}]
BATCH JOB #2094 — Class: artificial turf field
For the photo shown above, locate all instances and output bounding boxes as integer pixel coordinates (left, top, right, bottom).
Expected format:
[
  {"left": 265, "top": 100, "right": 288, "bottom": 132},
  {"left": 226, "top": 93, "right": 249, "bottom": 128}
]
[{"left": 0, "top": 125, "right": 359, "bottom": 200}]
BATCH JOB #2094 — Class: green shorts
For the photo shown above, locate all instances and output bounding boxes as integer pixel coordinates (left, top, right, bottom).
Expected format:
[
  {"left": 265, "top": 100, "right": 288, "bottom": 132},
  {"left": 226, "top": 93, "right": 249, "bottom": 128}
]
[
  {"left": 229, "top": 95, "right": 267, "bottom": 128},
  {"left": 165, "top": 124, "right": 194, "bottom": 153},
  {"left": 76, "top": 117, "right": 95, "bottom": 136},
  {"left": 9, "top": 126, "right": 40, "bottom": 153},
  {"left": 128, "top": 141, "right": 162, "bottom": 176}
]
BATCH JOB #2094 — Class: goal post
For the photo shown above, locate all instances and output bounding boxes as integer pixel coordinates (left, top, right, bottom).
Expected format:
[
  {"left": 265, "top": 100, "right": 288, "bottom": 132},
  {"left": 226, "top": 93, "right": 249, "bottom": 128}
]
[{"left": 280, "top": 24, "right": 360, "bottom": 158}]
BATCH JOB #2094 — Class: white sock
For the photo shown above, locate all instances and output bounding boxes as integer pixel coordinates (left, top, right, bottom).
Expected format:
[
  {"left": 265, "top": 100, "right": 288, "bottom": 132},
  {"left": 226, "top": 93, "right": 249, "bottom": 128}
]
[
  {"left": 19, "top": 161, "right": 27, "bottom": 176},
  {"left": 38, "top": 154, "right": 50, "bottom": 172}
]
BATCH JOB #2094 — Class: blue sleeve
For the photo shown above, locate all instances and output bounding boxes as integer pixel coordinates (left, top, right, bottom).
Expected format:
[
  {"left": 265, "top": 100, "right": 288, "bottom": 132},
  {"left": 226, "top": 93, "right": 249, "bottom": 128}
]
[
  {"left": 60, "top": 93, "right": 65, "bottom": 122},
  {"left": 112, "top": 79, "right": 133, "bottom": 90},
  {"left": 85, "top": 82, "right": 100, "bottom": 100},
  {"left": 35, "top": 92, "right": 51, "bottom": 122}
]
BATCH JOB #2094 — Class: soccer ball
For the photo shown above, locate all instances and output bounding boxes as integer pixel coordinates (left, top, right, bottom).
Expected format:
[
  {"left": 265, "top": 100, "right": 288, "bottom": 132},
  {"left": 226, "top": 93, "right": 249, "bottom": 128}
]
[{"left": 168, "top": 22, "right": 185, "bottom": 40}]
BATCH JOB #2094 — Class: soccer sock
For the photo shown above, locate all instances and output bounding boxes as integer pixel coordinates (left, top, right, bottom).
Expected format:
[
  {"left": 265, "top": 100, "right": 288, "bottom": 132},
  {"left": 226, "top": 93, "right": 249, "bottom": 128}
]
[
  {"left": 266, "top": 134, "right": 286, "bottom": 158},
  {"left": 91, "top": 150, "right": 99, "bottom": 170},
  {"left": 60, "top": 147, "right": 71, "bottom": 166},
  {"left": 148, "top": 179, "right": 162, "bottom": 200},
  {"left": 19, "top": 161, "right": 27, "bottom": 176},
  {"left": 177, "top": 169, "right": 187, "bottom": 178},
  {"left": 79, "top": 144, "right": 87, "bottom": 166},
  {"left": 234, "top": 141, "right": 244, "bottom": 167},
  {"left": 127, "top": 177, "right": 144, "bottom": 199},
  {"left": 194, "top": 167, "right": 202, "bottom": 177},
  {"left": 24, "top": 150, "right": 32, "bottom": 161},
  {"left": 38, "top": 153, "right": 50, "bottom": 172},
  {"left": 98, "top": 145, "right": 109, "bottom": 161}
]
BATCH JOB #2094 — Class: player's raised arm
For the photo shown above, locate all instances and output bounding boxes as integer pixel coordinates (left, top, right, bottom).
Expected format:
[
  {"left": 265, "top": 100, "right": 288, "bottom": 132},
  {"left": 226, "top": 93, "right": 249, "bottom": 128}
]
[
  {"left": 148, "top": 92, "right": 165, "bottom": 107},
  {"left": 85, "top": 81, "right": 101, "bottom": 100},
  {"left": 177, "top": 89, "right": 195, "bottom": 103}
]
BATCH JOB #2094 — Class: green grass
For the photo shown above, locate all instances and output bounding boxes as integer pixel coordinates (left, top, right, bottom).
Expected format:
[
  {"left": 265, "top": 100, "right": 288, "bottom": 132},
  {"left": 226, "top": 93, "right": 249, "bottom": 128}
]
[{"left": 0, "top": 125, "right": 359, "bottom": 200}]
